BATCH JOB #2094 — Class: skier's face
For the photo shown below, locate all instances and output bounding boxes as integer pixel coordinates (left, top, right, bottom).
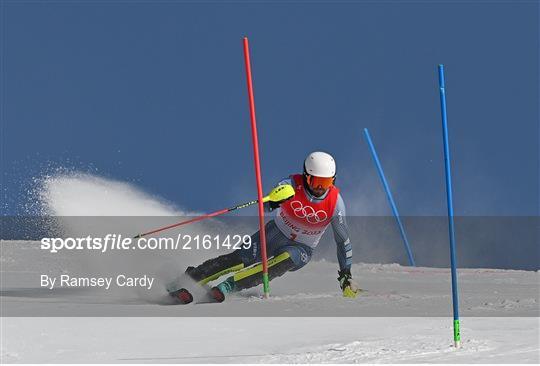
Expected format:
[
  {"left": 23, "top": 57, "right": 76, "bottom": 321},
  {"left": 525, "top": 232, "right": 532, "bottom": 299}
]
[
  {"left": 305, "top": 175, "right": 334, "bottom": 197},
  {"left": 310, "top": 186, "right": 327, "bottom": 197}
]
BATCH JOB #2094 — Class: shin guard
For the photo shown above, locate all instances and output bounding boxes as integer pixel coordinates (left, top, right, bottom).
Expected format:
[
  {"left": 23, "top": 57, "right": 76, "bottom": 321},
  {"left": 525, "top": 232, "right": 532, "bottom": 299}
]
[{"left": 221, "top": 251, "right": 295, "bottom": 292}]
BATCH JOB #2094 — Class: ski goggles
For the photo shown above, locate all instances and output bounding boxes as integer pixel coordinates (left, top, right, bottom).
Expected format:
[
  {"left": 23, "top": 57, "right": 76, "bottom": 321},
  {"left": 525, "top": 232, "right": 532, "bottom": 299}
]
[{"left": 305, "top": 175, "right": 335, "bottom": 191}]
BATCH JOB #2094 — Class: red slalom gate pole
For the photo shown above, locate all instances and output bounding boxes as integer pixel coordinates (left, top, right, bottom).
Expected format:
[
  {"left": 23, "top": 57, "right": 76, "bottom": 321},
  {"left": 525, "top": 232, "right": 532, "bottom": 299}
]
[{"left": 243, "top": 37, "right": 270, "bottom": 298}]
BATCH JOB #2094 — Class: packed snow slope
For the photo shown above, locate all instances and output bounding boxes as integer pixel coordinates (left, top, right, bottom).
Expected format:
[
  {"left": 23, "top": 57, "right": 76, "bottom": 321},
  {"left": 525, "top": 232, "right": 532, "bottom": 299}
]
[
  {"left": 2, "top": 317, "right": 538, "bottom": 363},
  {"left": 1, "top": 240, "right": 539, "bottom": 363}
]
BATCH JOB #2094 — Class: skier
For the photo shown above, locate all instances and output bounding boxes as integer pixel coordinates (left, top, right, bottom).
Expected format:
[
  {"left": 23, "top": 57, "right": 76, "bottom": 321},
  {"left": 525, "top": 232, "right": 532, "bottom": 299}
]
[{"left": 170, "top": 151, "right": 359, "bottom": 303}]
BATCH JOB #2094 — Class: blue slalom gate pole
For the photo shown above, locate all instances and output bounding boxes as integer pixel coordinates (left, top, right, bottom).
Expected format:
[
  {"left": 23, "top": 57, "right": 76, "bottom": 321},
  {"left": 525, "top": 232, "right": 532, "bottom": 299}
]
[
  {"left": 438, "top": 64, "right": 461, "bottom": 348},
  {"left": 363, "top": 128, "right": 416, "bottom": 266}
]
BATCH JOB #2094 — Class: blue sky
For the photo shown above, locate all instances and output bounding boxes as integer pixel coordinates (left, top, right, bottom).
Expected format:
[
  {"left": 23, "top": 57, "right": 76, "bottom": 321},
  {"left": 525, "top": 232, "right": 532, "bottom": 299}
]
[{"left": 2, "top": 1, "right": 538, "bottom": 216}]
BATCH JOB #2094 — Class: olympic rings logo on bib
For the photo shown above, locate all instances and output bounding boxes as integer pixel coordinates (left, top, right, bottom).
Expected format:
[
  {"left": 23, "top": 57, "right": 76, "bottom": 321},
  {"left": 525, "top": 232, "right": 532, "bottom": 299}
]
[{"left": 290, "top": 200, "right": 328, "bottom": 223}]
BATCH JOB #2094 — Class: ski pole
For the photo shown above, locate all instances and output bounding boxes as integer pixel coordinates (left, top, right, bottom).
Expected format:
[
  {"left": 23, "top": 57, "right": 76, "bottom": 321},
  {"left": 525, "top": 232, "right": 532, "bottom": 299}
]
[{"left": 133, "top": 184, "right": 294, "bottom": 239}]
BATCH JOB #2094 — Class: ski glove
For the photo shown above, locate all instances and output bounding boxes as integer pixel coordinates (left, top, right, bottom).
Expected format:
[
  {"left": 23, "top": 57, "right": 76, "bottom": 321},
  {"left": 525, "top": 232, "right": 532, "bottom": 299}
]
[
  {"left": 338, "top": 269, "right": 360, "bottom": 298},
  {"left": 268, "top": 200, "right": 283, "bottom": 210}
]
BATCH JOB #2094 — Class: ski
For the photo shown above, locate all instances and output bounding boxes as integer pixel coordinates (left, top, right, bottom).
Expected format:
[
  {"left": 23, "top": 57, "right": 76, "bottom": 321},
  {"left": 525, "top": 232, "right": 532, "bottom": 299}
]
[{"left": 169, "top": 288, "right": 193, "bottom": 304}]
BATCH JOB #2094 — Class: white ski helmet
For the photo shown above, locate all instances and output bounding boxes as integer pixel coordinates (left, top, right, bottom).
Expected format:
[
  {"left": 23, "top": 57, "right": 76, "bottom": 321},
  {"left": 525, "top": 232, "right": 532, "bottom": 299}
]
[{"left": 304, "top": 151, "right": 336, "bottom": 178}]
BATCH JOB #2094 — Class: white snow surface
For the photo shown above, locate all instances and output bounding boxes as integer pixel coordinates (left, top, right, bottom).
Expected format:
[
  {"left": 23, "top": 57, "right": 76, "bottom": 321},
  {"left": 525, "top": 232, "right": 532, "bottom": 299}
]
[{"left": 2, "top": 317, "right": 538, "bottom": 363}]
